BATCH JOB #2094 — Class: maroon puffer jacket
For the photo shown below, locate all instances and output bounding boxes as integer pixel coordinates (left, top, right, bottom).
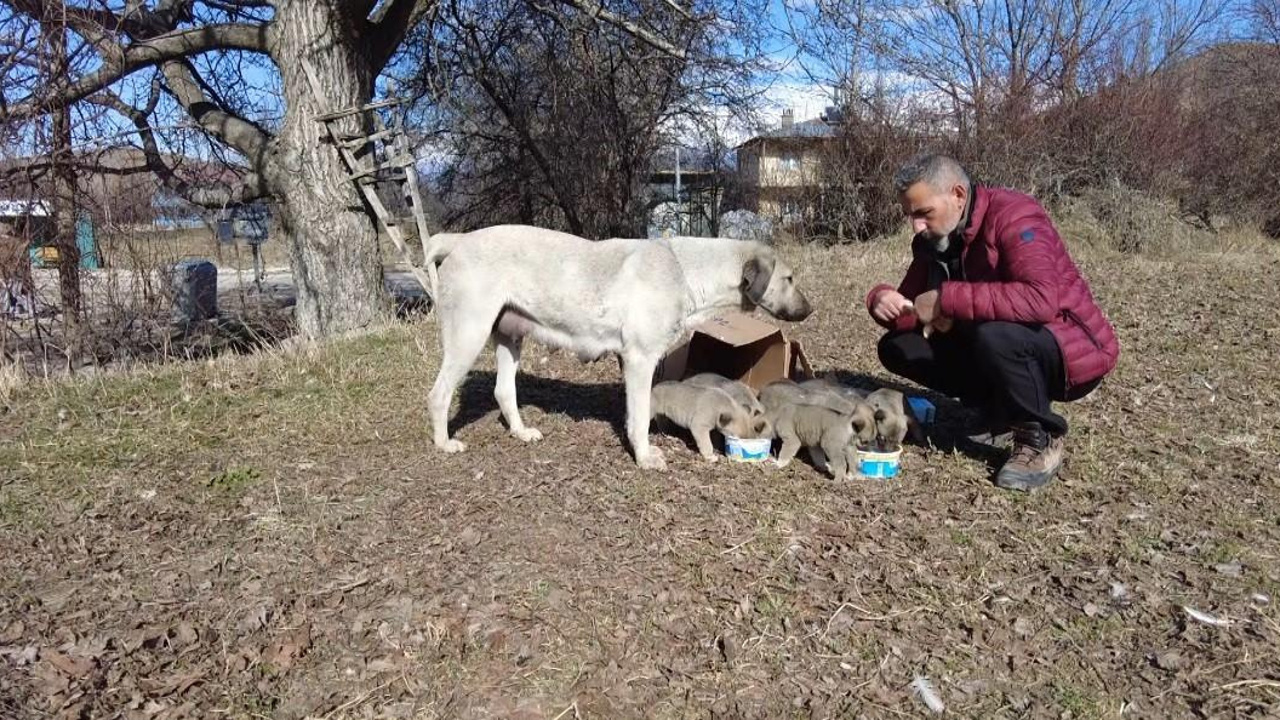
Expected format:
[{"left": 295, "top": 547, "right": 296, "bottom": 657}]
[{"left": 866, "top": 185, "right": 1120, "bottom": 392}]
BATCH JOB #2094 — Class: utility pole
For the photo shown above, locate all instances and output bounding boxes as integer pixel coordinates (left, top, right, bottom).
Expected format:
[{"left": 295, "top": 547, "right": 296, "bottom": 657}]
[{"left": 674, "top": 146, "right": 682, "bottom": 235}]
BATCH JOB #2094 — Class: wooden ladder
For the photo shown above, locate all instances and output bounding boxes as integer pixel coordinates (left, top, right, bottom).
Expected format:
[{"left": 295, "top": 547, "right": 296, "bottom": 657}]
[{"left": 314, "top": 96, "right": 437, "bottom": 304}]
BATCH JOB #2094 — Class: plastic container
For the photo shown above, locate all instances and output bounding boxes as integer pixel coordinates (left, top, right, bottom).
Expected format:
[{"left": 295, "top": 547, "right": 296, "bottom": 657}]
[
  {"left": 856, "top": 447, "right": 903, "bottom": 478},
  {"left": 724, "top": 435, "right": 772, "bottom": 462},
  {"left": 907, "top": 397, "right": 936, "bottom": 424}
]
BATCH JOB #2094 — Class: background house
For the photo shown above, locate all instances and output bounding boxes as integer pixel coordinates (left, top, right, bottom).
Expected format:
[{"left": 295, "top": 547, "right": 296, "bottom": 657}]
[{"left": 735, "top": 109, "right": 840, "bottom": 225}]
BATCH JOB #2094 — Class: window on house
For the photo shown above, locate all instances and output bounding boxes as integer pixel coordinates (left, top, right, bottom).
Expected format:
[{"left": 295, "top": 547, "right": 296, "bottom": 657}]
[{"left": 779, "top": 152, "right": 801, "bottom": 171}]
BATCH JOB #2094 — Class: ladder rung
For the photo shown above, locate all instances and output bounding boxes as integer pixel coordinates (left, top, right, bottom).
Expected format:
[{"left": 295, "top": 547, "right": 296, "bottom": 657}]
[
  {"left": 333, "top": 128, "right": 399, "bottom": 149},
  {"left": 313, "top": 98, "right": 404, "bottom": 122},
  {"left": 347, "top": 155, "right": 413, "bottom": 181},
  {"left": 356, "top": 172, "right": 407, "bottom": 185}
]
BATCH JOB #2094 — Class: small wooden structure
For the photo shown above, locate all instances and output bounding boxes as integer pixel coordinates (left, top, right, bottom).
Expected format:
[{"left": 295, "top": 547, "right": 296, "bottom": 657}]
[{"left": 313, "top": 94, "right": 437, "bottom": 305}]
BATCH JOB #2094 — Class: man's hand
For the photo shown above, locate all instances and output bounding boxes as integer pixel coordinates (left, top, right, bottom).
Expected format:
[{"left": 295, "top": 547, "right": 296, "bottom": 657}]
[
  {"left": 913, "top": 290, "right": 955, "bottom": 337},
  {"left": 871, "top": 289, "right": 914, "bottom": 323},
  {"left": 913, "top": 290, "right": 940, "bottom": 324}
]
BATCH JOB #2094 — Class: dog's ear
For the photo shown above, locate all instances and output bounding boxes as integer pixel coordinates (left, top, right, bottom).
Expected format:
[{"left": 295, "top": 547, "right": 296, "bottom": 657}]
[
  {"left": 873, "top": 408, "right": 887, "bottom": 422},
  {"left": 741, "top": 254, "right": 775, "bottom": 304},
  {"left": 753, "top": 420, "right": 769, "bottom": 436},
  {"left": 852, "top": 416, "right": 868, "bottom": 434},
  {"left": 718, "top": 412, "right": 733, "bottom": 429}
]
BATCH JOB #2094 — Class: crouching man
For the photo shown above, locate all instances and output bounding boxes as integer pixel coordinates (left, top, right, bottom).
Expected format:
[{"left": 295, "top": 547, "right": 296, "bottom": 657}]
[{"left": 867, "top": 154, "right": 1120, "bottom": 490}]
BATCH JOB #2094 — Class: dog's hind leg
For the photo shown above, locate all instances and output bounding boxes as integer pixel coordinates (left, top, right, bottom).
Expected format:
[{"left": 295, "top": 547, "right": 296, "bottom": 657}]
[
  {"left": 622, "top": 354, "right": 666, "bottom": 470},
  {"left": 493, "top": 331, "right": 542, "bottom": 443},
  {"left": 808, "top": 445, "right": 830, "bottom": 473},
  {"left": 428, "top": 310, "right": 494, "bottom": 454}
]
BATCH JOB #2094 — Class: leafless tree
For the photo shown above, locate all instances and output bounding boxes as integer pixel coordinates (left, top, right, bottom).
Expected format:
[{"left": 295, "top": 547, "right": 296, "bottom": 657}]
[
  {"left": 1, "top": 0, "right": 696, "bottom": 339},
  {"left": 414, "top": 0, "right": 770, "bottom": 238}
]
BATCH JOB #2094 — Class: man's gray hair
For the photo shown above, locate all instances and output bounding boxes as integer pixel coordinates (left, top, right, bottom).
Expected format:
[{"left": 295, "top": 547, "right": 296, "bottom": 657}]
[{"left": 893, "top": 154, "right": 971, "bottom": 194}]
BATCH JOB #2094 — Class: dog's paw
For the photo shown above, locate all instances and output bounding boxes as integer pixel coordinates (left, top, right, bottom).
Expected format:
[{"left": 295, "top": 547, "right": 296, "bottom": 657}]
[
  {"left": 637, "top": 448, "right": 667, "bottom": 471},
  {"left": 772, "top": 457, "right": 791, "bottom": 468},
  {"left": 438, "top": 438, "right": 467, "bottom": 454},
  {"left": 512, "top": 427, "right": 543, "bottom": 443},
  {"left": 701, "top": 453, "right": 720, "bottom": 463}
]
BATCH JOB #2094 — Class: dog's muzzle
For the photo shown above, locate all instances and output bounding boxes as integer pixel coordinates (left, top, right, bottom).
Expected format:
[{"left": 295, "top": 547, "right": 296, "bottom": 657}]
[{"left": 772, "top": 295, "right": 812, "bottom": 322}]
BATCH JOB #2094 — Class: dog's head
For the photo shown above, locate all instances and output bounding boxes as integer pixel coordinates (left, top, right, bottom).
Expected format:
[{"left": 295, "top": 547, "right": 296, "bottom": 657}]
[
  {"left": 741, "top": 247, "right": 812, "bottom": 322},
  {"left": 850, "top": 403, "right": 878, "bottom": 449},
  {"left": 866, "top": 388, "right": 922, "bottom": 451},
  {"left": 717, "top": 410, "right": 773, "bottom": 439}
]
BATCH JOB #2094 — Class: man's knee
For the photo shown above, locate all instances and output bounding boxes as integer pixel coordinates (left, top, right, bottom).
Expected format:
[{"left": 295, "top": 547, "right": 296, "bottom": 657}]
[
  {"left": 878, "top": 330, "right": 935, "bottom": 377},
  {"left": 971, "top": 322, "right": 1025, "bottom": 362}
]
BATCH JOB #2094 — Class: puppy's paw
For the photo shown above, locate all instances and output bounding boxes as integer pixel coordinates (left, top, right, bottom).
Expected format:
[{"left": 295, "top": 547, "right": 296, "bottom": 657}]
[
  {"left": 512, "top": 427, "right": 543, "bottom": 443},
  {"left": 437, "top": 438, "right": 467, "bottom": 454},
  {"left": 701, "top": 453, "right": 720, "bottom": 463},
  {"left": 773, "top": 457, "right": 792, "bottom": 468},
  {"left": 637, "top": 447, "right": 667, "bottom": 471}
]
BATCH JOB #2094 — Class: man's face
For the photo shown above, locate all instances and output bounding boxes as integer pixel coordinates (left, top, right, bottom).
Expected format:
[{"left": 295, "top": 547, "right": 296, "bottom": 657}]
[{"left": 898, "top": 180, "right": 968, "bottom": 242}]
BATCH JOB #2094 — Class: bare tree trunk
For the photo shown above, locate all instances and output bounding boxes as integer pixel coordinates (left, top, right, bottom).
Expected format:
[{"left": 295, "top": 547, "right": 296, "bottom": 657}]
[
  {"left": 266, "top": 0, "right": 385, "bottom": 339},
  {"left": 43, "top": 13, "right": 82, "bottom": 355}
]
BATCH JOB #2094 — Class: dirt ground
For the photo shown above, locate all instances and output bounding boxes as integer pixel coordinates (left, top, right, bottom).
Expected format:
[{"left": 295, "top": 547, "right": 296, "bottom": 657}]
[{"left": 1, "top": 238, "right": 1278, "bottom": 719}]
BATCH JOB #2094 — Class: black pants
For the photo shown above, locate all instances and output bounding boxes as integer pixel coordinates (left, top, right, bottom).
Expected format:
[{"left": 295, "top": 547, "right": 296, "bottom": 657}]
[{"left": 877, "top": 322, "right": 1095, "bottom": 437}]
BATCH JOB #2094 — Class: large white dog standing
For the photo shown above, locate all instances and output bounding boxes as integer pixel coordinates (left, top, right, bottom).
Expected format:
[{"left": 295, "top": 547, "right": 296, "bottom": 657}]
[{"left": 421, "top": 225, "right": 812, "bottom": 470}]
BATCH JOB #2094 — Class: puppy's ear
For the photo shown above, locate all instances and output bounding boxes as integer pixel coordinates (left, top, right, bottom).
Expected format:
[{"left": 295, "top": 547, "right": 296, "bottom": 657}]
[
  {"left": 852, "top": 417, "right": 868, "bottom": 434},
  {"left": 717, "top": 412, "right": 734, "bottom": 429},
  {"left": 741, "top": 254, "right": 775, "bottom": 304},
  {"left": 873, "top": 409, "right": 887, "bottom": 422},
  {"left": 753, "top": 420, "right": 769, "bottom": 436}
]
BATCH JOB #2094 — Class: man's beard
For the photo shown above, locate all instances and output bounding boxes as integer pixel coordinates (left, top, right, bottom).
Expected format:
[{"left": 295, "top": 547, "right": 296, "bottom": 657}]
[{"left": 922, "top": 224, "right": 957, "bottom": 252}]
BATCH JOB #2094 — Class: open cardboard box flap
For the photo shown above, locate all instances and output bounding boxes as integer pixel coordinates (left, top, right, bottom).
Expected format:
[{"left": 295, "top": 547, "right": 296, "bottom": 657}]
[{"left": 656, "top": 311, "right": 812, "bottom": 392}]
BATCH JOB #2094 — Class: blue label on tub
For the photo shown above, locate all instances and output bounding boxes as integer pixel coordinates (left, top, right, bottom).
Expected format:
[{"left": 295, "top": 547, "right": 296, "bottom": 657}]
[{"left": 859, "top": 459, "right": 899, "bottom": 478}]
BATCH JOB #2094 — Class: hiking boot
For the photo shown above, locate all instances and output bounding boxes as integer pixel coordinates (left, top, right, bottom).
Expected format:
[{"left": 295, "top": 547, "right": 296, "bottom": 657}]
[{"left": 995, "top": 422, "right": 1064, "bottom": 491}]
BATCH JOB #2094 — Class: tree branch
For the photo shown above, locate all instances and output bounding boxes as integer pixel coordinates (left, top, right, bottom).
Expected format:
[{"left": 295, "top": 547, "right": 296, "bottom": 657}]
[
  {"left": 7, "top": 23, "right": 270, "bottom": 120},
  {"left": 86, "top": 86, "right": 269, "bottom": 208},
  {"left": 368, "top": 0, "right": 437, "bottom": 71},
  {"left": 157, "top": 58, "right": 272, "bottom": 164},
  {"left": 554, "top": 0, "right": 688, "bottom": 59}
]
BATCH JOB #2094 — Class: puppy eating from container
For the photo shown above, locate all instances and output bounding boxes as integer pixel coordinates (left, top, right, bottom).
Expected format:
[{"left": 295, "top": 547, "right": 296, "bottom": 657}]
[
  {"left": 683, "top": 372, "right": 768, "bottom": 421},
  {"left": 864, "top": 387, "right": 923, "bottom": 451},
  {"left": 650, "top": 381, "right": 770, "bottom": 462},
  {"left": 759, "top": 380, "right": 871, "bottom": 479}
]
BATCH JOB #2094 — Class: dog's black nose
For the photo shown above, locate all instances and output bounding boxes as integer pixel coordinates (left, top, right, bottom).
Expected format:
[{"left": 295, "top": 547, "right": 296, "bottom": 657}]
[{"left": 780, "top": 297, "right": 812, "bottom": 321}]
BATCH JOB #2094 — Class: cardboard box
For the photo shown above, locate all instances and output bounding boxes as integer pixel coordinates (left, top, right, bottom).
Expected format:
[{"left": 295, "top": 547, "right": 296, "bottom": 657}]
[{"left": 655, "top": 312, "right": 812, "bottom": 391}]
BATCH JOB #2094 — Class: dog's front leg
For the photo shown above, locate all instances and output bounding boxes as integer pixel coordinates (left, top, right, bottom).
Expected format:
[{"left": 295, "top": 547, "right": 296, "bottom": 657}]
[
  {"left": 691, "top": 423, "right": 721, "bottom": 463},
  {"left": 822, "top": 439, "right": 850, "bottom": 480},
  {"left": 774, "top": 436, "right": 802, "bottom": 468},
  {"left": 623, "top": 357, "right": 666, "bottom": 470}
]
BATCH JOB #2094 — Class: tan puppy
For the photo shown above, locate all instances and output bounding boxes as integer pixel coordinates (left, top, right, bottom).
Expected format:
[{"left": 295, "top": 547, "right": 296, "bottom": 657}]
[
  {"left": 651, "top": 381, "right": 770, "bottom": 462},
  {"left": 798, "top": 378, "right": 878, "bottom": 449},
  {"left": 765, "top": 402, "right": 862, "bottom": 480},
  {"left": 864, "top": 388, "right": 922, "bottom": 451},
  {"left": 684, "top": 372, "right": 768, "bottom": 421}
]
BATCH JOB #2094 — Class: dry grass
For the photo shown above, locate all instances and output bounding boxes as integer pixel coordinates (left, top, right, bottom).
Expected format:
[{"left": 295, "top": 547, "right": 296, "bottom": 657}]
[{"left": 1, "top": 235, "right": 1279, "bottom": 719}]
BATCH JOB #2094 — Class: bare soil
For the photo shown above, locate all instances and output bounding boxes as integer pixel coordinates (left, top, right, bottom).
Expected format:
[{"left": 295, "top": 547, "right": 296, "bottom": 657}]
[{"left": 1, "top": 240, "right": 1278, "bottom": 719}]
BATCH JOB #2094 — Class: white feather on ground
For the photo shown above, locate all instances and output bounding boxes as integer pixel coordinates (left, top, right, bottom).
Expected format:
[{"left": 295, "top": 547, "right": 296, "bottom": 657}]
[
  {"left": 1183, "top": 605, "right": 1232, "bottom": 626},
  {"left": 911, "top": 675, "right": 945, "bottom": 714}
]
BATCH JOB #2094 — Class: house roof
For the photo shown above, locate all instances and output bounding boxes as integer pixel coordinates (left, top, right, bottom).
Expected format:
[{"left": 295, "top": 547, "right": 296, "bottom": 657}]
[
  {"left": 737, "top": 118, "right": 837, "bottom": 149},
  {"left": 0, "top": 200, "right": 50, "bottom": 218}
]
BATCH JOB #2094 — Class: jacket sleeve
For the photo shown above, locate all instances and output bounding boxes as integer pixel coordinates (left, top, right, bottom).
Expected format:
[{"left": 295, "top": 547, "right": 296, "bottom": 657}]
[
  {"left": 939, "top": 216, "right": 1060, "bottom": 323},
  {"left": 866, "top": 255, "right": 929, "bottom": 332}
]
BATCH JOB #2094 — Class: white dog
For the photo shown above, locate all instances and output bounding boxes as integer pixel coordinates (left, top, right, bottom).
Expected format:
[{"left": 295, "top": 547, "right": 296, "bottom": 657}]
[{"left": 420, "top": 225, "right": 812, "bottom": 469}]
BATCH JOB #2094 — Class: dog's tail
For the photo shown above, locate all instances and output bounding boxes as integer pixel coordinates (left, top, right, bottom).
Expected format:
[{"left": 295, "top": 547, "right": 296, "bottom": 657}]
[{"left": 418, "top": 232, "right": 464, "bottom": 300}]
